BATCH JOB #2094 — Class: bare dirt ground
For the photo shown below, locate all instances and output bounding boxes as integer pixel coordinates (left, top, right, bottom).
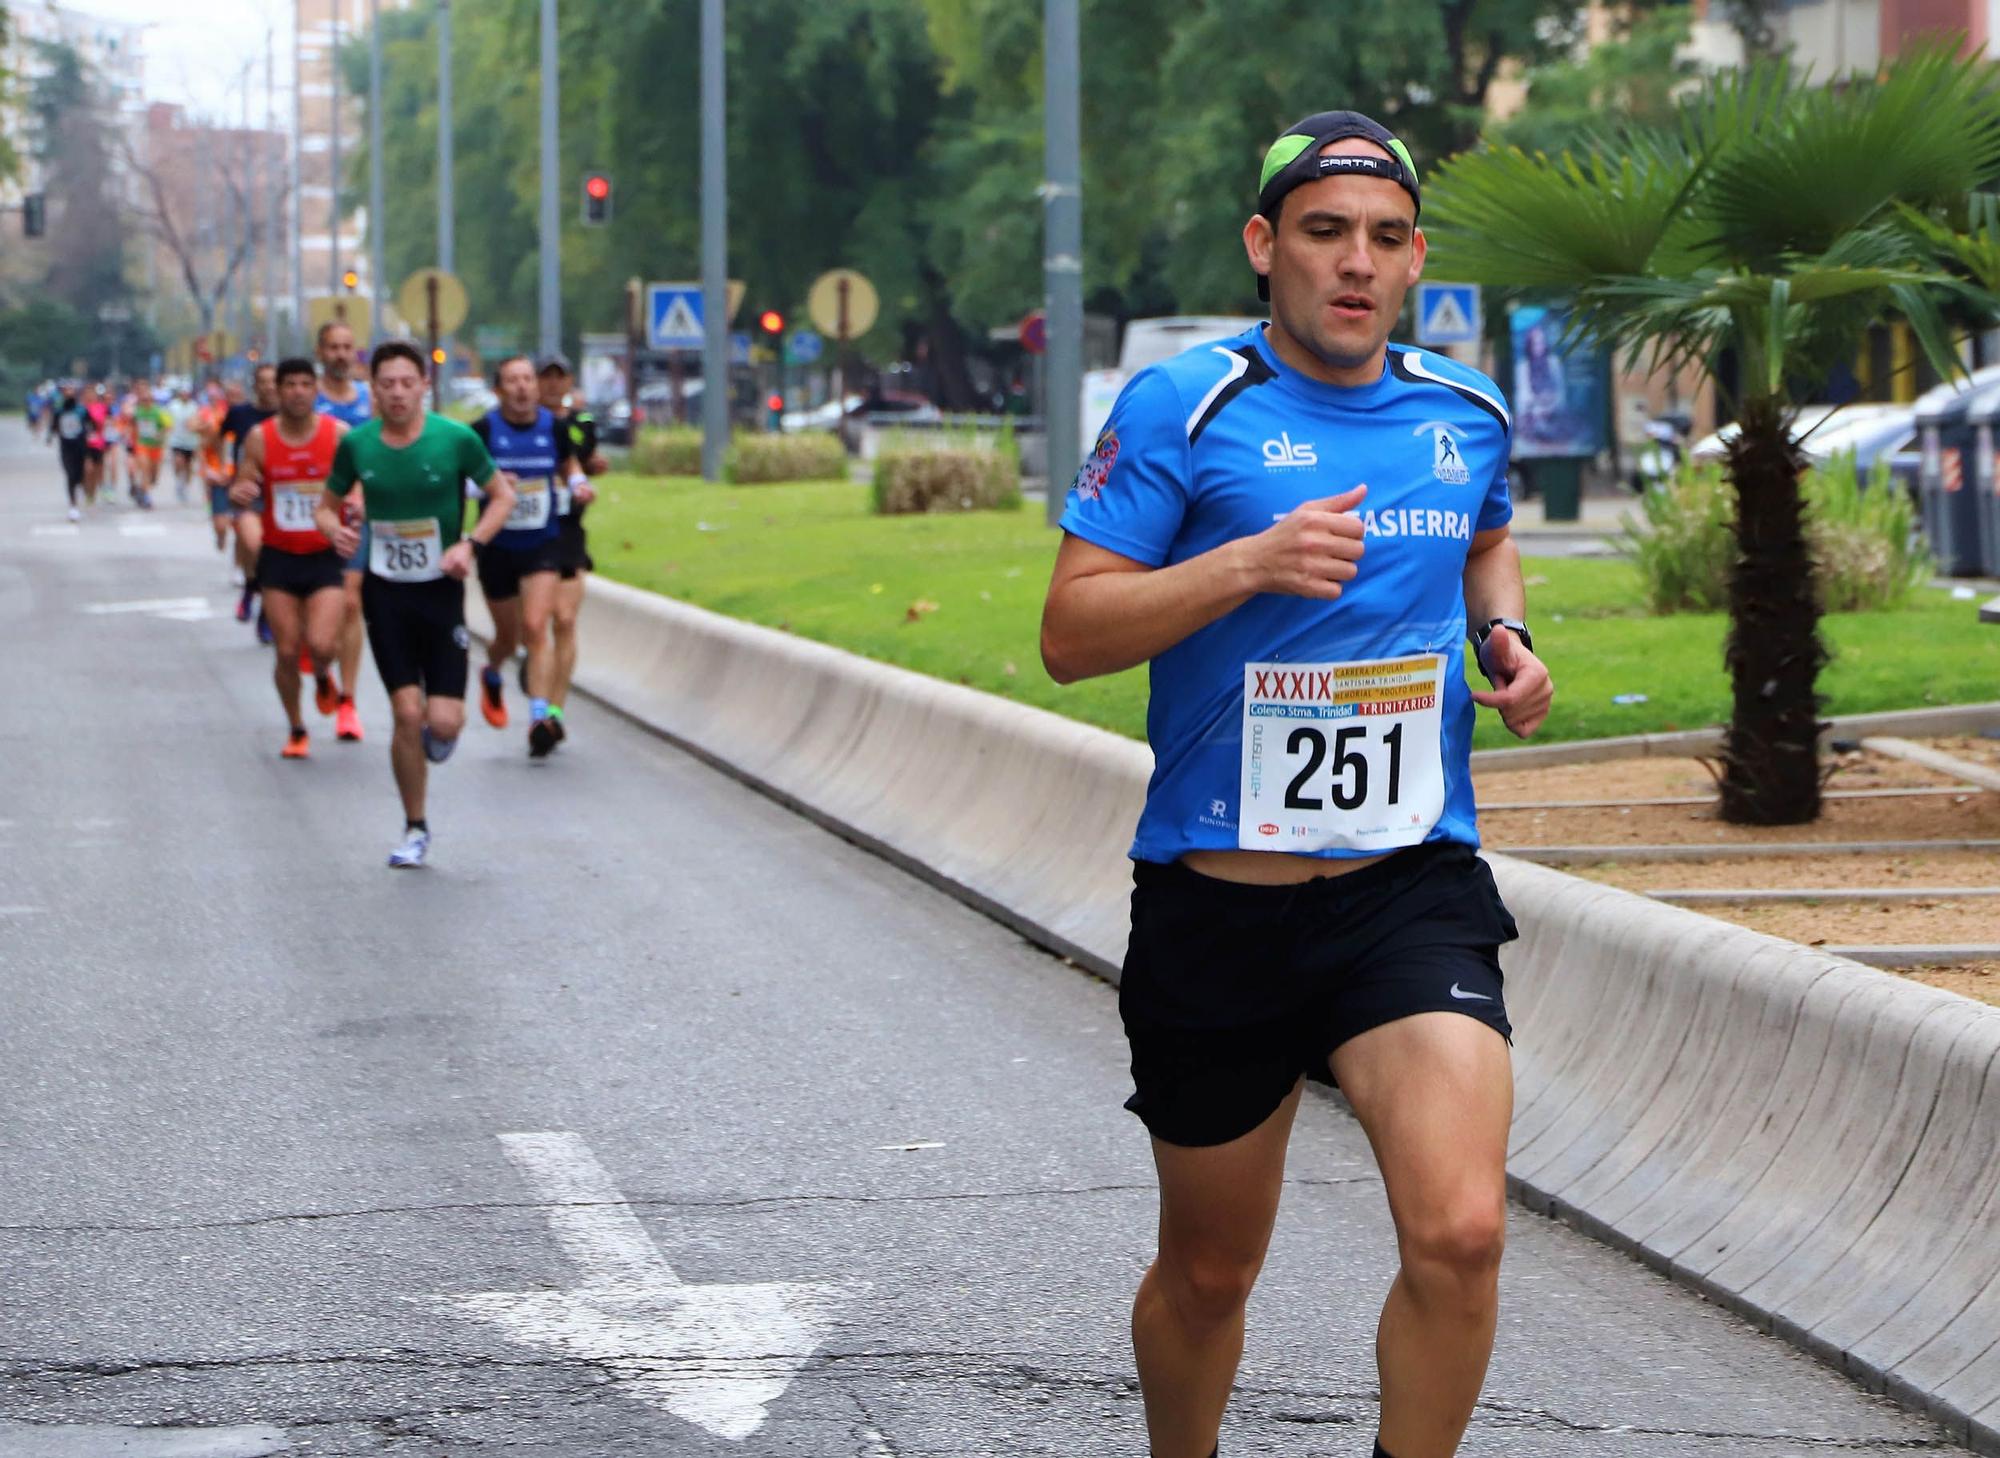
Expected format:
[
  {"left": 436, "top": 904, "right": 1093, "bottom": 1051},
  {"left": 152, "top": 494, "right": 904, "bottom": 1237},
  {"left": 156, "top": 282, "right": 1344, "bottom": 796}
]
[{"left": 1476, "top": 735, "right": 2000, "bottom": 1007}]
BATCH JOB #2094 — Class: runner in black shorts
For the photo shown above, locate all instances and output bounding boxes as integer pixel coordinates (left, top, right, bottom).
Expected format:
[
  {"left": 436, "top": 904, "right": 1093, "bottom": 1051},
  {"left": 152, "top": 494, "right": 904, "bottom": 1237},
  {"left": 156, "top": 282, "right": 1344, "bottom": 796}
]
[
  {"left": 468, "top": 355, "right": 579, "bottom": 758},
  {"left": 535, "top": 354, "right": 608, "bottom": 741},
  {"left": 231, "top": 359, "right": 349, "bottom": 758},
  {"left": 1041, "top": 112, "right": 1555, "bottom": 1458},
  {"left": 317, "top": 341, "right": 516, "bottom": 868}
]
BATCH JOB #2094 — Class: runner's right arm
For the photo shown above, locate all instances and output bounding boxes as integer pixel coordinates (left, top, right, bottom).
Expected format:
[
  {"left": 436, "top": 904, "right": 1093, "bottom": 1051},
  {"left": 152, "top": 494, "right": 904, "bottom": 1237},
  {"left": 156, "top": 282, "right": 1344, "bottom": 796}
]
[{"left": 229, "top": 427, "right": 265, "bottom": 508}]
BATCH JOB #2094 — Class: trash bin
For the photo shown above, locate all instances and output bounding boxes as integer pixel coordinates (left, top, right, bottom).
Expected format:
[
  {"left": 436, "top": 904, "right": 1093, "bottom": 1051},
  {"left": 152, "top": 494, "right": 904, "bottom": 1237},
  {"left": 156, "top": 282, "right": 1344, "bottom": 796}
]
[
  {"left": 1534, "top": 456, "right": 1585, "bottom": 523},
  {"left": 1911, "top": 370, "right": 2000, "bottom": 577}
]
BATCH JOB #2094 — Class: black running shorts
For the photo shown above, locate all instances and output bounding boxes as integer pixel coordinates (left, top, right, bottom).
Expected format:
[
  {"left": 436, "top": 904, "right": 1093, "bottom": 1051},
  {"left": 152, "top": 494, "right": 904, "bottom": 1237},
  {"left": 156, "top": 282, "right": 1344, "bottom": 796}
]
[
  {"left": 360, "top": 574, "right": 469, "bottom": 699},
  {"left": 474, "top": 538, "right": 562, "bottom": 602},
  {"left": 1118, "top": 841, "right": 1517, "bottom": 1148},
  {"left": 257, "top": 545, "right": 343, "bottom": 599},
  {"left": 554, "top": 515, "right": 593, "bottom": 579}
]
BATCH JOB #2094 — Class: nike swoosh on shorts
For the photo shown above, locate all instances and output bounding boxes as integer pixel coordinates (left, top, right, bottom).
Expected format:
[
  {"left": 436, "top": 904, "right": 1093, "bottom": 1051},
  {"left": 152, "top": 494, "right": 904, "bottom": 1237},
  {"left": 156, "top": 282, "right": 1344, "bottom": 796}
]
[{"left": 1449, "top": 983, "right": 1492, "bottom": 1002}]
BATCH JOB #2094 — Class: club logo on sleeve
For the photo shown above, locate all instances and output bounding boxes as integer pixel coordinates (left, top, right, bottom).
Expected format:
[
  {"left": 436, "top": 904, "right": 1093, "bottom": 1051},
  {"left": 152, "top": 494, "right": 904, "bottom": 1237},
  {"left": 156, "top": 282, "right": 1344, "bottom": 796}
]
[
  {"left": 1262, "top": 431, "right": 1317, "bottom": 470},
  {"left": 1416, "top": 421, "right": 1470, "bottom": 485},
  {"left": 1072, "top": 425, "right": 1119, "bottom": 502}
]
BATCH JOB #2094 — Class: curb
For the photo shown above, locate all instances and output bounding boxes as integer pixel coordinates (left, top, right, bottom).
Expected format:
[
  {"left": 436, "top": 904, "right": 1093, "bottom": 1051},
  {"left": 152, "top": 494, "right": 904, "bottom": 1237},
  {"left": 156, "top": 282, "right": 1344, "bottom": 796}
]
[
  {"left": 1471, "top": 702, "right": 2000, "bottom": 772},
  {"left": 558, "top": 577, "right": 2000, "bottom": 1452}
]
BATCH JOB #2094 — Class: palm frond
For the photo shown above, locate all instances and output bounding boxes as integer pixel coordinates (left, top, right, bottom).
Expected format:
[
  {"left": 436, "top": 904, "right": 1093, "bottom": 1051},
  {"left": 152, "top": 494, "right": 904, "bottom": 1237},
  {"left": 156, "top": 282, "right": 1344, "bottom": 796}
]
[
  {"left": 1424, "top": 141, "right": 1697, "bottom": 287},
  {"left": 1699, "top": 44, "right": 2000, "bottom": 266}
]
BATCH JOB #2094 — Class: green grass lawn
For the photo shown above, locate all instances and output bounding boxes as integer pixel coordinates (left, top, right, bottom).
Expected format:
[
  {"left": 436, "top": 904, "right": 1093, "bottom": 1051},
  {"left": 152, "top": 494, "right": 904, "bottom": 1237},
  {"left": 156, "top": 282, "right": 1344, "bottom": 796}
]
[{"left": 584, "top": 473, "right": 2000, "bottom": 749}]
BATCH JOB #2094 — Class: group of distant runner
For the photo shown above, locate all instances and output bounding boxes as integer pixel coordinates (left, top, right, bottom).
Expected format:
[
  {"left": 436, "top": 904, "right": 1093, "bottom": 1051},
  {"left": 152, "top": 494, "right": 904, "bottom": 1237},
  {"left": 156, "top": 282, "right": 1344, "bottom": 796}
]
[{"left": 33, "top": 323, "right": 608, "bottom": 869}]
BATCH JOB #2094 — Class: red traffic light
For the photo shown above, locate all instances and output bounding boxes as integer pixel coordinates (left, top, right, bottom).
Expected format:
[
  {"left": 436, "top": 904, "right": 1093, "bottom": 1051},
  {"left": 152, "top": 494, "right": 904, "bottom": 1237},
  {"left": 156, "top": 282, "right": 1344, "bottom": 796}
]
[
  {"left": 758, "top": 310, "right": 784, "bottom": 335},
  {"left": 584, "top": 173, "right": 611, "bottom": 200},
  {"left": 767, "top": 394, "right": 784, "bottom": 412}
]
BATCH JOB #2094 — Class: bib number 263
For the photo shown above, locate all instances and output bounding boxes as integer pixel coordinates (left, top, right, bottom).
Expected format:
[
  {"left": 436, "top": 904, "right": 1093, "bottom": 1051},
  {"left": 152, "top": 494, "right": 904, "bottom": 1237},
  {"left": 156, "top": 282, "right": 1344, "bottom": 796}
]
[{"left": 1238, "top": 654, "right": 1447, "bottom": 853}]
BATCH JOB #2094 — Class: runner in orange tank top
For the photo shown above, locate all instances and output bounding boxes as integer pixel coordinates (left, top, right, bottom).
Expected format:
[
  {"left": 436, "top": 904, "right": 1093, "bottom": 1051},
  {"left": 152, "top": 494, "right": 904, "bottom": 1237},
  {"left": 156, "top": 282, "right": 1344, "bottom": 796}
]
[{"left": 230, "top": 358, "right": 351, "bottom": 759}]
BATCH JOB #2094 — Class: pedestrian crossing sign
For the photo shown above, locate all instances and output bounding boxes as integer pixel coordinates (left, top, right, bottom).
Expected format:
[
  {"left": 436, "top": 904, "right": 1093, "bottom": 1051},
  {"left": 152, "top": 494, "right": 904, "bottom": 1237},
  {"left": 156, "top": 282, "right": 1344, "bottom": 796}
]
[
  {"left": 1416, "top": 283, "right": 1481, "bottom": 346},
  {"left": 648, "top": 285, "right": 705, "bottom": 350}
]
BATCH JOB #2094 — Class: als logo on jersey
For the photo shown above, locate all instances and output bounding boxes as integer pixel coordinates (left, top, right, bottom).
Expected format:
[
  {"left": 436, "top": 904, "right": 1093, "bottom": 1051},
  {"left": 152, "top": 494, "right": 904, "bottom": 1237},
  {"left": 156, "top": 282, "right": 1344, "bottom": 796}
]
[
  {"left": 1262, "top": 432, "right": 1317, "bottom": 470},
  {"left": 1416, "top": 420, "right": 1470, "bottom": 485},
  {"left": 1072, "top": 425, "right": 1120, "bottom": 502}
]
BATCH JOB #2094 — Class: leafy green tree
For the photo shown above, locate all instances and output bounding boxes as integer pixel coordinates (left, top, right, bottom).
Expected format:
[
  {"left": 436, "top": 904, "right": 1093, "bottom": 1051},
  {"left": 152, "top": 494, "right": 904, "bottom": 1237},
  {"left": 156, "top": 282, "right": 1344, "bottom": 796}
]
[
  {"left": 24, "top": 40, "right": 130, "bottom": 319},
  {"left": 1425, "top": 50, "right": 2000, "bottom": 824},
  {"left": 1493, "top": 6, "right": 1698, "bottom": 157},
  {"left": 0, "top": 4, "right": 19, "bottom": 187}
]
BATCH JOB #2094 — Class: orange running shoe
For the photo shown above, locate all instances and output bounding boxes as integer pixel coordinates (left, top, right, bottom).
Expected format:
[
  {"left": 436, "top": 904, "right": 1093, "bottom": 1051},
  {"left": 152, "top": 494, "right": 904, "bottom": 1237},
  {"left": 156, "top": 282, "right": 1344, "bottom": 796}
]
[
  {"left": 335, "top": 699, "right": 363, "bottom": 742},
  {"left": 298, "top": 645, "right": 313, "bottom": 675},
  {"left": 314, "top": 672, "right": 339, "bottom": 717},
  {"left": 479, "top": 667, "right": 508, "bottom": 728},
  {"left": 281, "top": 728, "right": 310, "bottom": 759}
]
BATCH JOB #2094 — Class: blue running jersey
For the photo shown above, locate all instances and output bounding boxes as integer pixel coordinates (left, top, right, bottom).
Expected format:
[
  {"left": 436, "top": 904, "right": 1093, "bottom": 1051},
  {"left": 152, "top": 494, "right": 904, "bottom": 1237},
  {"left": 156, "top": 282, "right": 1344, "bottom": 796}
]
[
  {"left": 315, "top": 381, "right": 372, "bottom": 427},
  {"left": 477, "top": 406, "right": 563, "bottom": 551},
  {"left": 1059, "top": 323, "right": 1513, "bottom": 864}
]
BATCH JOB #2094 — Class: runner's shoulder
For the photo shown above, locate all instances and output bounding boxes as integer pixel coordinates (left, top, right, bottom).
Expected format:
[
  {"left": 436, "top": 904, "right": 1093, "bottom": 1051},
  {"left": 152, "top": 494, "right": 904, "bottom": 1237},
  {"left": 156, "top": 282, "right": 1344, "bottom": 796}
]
[
  {"left": 1384, "top": 344, "right": 1512, "bottom": 436},
  {"left": 1119, "top": 326, "right": 1268, "bottom": 426}
]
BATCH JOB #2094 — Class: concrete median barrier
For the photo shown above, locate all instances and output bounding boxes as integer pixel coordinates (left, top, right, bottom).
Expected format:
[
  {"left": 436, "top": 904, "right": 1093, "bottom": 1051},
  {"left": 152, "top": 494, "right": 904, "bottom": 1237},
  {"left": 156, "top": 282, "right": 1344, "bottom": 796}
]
[{"left": 549, "top": 576, "right": 2000, "bottom": 1452}]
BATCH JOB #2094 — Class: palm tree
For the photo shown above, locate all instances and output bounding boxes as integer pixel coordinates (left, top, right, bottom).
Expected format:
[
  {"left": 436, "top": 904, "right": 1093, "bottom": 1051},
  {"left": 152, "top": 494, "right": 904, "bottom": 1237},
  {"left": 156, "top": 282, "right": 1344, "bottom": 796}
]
[{"left": 1425, "top": 47, "right": 2000, "bottom": 824}]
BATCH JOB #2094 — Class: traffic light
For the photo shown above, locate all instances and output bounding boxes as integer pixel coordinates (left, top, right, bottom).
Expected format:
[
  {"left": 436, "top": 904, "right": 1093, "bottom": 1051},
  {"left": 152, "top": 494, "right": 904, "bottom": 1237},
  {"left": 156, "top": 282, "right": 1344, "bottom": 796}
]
[
  {"left": 431, "top": 347, "right": 447, "bottom": 365},
  {"left": 342, "top": 269, "right": 359, "bottom": 292},
  {"left": 758, "top": 310, "right": 784, "bottom": 336},
  {"left": 22, "top": 193, "right": 45, "bottom": 239},
  {"left": 581, "top": 172, "right": 612, "bottom": 226}
]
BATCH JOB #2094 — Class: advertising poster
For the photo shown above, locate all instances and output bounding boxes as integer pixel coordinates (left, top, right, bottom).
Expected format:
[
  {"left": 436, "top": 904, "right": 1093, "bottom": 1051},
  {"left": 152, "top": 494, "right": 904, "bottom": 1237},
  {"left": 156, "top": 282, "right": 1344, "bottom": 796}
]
[{"left": 1509, "top": 304, "right": 1606, "bottom": 458}]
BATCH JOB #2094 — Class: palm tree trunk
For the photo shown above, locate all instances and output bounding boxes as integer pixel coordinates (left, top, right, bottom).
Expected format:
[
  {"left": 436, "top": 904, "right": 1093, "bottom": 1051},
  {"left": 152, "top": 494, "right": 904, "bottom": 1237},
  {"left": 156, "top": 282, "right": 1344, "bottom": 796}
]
[{"left": 1719, "top": 398, "right": 1825, "bottom": 824}]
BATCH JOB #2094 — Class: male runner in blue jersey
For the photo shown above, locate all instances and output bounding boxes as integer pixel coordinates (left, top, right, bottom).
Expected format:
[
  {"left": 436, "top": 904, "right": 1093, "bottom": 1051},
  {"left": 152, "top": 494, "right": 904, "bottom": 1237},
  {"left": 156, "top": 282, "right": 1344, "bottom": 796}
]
[
  {"left": 1041, "top": 111, "right": 1553, "bottom": 1458},
  {"left": 318, "top": 319, "right": 374, "bottom": 744}
]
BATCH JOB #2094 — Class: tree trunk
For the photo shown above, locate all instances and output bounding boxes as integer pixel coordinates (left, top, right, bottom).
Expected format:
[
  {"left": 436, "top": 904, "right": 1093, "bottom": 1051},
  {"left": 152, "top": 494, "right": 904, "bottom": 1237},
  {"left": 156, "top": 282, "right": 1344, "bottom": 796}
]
[{"left": 1719, "top": 397, "right": 1825, "bottom": 824}]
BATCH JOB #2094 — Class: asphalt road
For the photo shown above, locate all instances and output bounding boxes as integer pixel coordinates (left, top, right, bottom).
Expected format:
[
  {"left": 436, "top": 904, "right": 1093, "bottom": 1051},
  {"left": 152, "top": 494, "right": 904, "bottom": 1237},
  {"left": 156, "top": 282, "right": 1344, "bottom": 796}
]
[{"left": 0, "top": 417, "right": 1964, "bottom": 1457}]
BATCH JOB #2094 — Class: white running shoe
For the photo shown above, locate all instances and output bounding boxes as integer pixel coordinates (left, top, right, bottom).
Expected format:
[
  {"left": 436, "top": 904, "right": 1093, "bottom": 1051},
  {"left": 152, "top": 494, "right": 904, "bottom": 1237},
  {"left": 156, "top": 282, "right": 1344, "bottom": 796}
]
[
  {"left": 387, "top": 826, "right": 431, "bottom": 869},
  {"left": 66, "top": 507, "right": 80, "bottom": 522}
]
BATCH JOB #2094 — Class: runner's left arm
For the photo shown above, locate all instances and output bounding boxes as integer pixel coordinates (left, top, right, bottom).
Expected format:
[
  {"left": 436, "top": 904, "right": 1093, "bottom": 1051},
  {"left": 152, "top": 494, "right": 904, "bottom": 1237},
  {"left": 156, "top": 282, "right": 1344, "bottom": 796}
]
[
  {"left": 1462, "top": 525, "right": 1552, "bottom": 738},
  {"left": 316, "top": 434, "right": 362, "bottom": 558}
]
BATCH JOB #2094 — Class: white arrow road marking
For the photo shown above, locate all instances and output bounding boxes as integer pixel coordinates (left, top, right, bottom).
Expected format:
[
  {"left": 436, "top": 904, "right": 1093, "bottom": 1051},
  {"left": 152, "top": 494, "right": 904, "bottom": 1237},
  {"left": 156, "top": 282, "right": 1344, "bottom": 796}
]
[
  {"left": 118, "top": 521, "right": 166, "bottom": 537},
  {"left": 432, "top": 1131, "right": 848, "bottom": 1442},
  {"left": 30, "top": 523, "right": 79, "bottom": 537}
]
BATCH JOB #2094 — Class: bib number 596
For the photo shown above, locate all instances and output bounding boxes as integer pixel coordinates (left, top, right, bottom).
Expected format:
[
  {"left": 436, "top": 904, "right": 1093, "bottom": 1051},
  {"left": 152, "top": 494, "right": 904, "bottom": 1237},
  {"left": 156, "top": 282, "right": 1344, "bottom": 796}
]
[{"left": 1284, "top": 722, "right": 1403, "bottom": 812}]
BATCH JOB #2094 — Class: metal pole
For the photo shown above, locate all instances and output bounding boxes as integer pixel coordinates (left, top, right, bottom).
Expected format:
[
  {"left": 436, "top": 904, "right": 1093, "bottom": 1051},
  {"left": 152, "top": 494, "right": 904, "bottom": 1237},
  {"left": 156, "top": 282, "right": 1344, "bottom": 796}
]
[
  {"left": 699, "top": 0, "right": 728, "bottom": 481},
  {"left": 437, "top": 0, "right": 454, "bottom": 275},
  {"left": 369, "top": 0, "right": 386, "bottom": 349},
  {"left": 437, "top": 0, "right": 454, "bottom": 393},
  {"left": 265, "top": 27, "right": 278, "bottom": 360},
  {"left": 291, "top": 14, "right": 304, "bottom": 352},
  {"left": 1042, "top": 0, "right": 1083, "bottom": 523},
  {"left": 329, "top": 3, "right": 343, "bottom": 298},
  {"left": 242, "top": 62, "right": 255, "bottom": 351},
  {"left": 538, "top": 0, "right": 560, "bottom": 360}
]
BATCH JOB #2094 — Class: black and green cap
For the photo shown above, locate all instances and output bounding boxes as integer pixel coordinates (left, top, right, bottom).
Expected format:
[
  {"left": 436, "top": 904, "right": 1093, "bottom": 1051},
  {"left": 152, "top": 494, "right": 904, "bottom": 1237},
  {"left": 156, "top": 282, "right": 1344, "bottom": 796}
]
[{"left": 1255, "top": 110, "right": 1421, "bottom": 301}]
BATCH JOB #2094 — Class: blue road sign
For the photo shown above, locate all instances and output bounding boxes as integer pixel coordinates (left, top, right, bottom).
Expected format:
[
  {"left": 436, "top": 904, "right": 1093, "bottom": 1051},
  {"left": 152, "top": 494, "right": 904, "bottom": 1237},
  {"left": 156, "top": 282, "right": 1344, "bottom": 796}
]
[
  {"left": 1415, "top": 282, "right": 1482, "bottom": 347},
  {"left": 786, "top": 330, "right": 824, "bottom": 365},
  {"left": 647, "top": 284, "right": 704, "bottom": 350}
]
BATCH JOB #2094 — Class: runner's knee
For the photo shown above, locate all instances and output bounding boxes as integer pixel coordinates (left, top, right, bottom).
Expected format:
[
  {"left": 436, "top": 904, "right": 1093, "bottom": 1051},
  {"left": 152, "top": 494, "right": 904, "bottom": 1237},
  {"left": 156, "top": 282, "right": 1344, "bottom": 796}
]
[
  {"left": 1398, "top": 1198, "right": 1505, "bottom": 1292},
  {"left": 1153, "top": 1247, "right": 1263, "bottom": 1328},
  {"left": 428, "top": 700, "right": 465, "bottom": 740},
  {"left": 391, "top": 697, "right": 426, "bottom": 733}
]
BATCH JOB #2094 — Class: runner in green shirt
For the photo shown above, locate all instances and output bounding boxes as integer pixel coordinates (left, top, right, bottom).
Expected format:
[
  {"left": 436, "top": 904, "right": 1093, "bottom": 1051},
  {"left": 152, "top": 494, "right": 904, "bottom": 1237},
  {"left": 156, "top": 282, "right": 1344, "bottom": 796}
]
[
  {"left": 129, "top": 379, "right": 171, "bottom": 510},
  {"left": 317, "top": 340, "right": 516, "bottom": 869}
]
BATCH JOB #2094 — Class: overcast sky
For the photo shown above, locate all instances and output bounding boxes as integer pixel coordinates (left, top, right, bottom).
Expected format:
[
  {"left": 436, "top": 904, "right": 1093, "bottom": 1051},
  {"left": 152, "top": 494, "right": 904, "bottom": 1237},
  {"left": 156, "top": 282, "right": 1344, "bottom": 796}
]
[{"left": 76, "top": 0, "right": 298, "bottom": 125}]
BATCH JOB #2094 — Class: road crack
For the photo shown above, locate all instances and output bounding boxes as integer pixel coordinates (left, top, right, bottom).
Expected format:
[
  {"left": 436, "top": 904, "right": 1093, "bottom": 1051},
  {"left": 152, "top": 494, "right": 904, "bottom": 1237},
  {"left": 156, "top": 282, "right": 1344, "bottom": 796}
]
[{"left": 0, "top": 1176, "right": 1381, "bottom": 1239}]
